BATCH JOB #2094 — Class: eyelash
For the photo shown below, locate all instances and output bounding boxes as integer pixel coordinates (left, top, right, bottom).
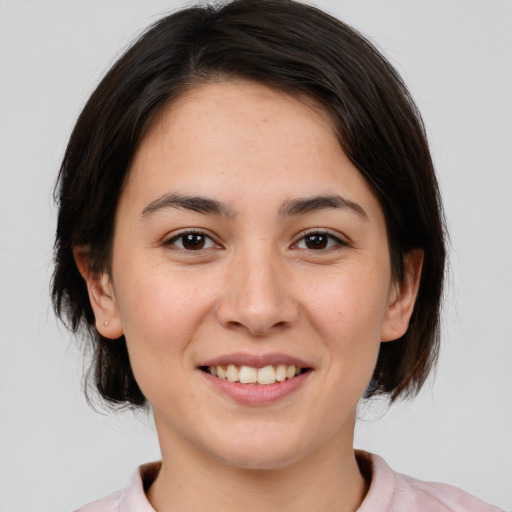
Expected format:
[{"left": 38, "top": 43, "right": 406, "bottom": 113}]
[
  {"left": 164, "top": 229, "right": 348, "bottom": 252},
  {"left": 164, "top": 231, "right": 219, "bottom": 251},
  {"left": 292, "top": 230, "right": 348, "bottom": 251}
]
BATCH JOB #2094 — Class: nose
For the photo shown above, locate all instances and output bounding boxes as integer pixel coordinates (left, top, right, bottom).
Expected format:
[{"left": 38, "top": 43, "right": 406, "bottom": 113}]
[{"left": 215, "top": 248, "right": 299, "bottom": 336}]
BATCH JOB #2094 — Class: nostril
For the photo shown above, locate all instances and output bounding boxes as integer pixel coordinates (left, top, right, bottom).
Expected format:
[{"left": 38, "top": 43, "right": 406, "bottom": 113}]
[
  {"left": 225, "top": 320, "right": 248, "bottom": 332},
  {"left": 221, "top": 319, "right": 293, "bottom": 336},
  {"left": 215, "top": 288, "right": 299, "bottom": 336}
]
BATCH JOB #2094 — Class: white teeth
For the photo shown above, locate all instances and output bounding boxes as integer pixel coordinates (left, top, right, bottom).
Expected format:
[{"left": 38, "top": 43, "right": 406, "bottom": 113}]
[
  {"left": 275, "top": 364, "right": 287, "bottom": 382},
  {"left": 257, "top": 365, "right": 276, "bottom": 385},
  {"left": 286, "top": 365, "right": 296, "bottom": 379},
  {"left": 239, "top": 366, "right": 257, "bottom": 384},
  {"left": 226, "top": 364, "right": 238, "bottom": 382},
  {"left": 208, "top": 364, "right": 303, "bottom": 385}
]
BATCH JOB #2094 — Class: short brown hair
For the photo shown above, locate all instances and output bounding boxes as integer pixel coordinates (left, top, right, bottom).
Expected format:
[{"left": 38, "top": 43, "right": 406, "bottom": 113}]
[{"left": 52, "top": 0, "right": 446, "bottom": 407}]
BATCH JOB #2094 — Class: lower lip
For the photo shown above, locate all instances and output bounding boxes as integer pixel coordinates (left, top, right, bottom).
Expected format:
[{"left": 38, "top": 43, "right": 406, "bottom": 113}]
[{"left": 200, "top": 370, "right": 312, "bottom": 406}]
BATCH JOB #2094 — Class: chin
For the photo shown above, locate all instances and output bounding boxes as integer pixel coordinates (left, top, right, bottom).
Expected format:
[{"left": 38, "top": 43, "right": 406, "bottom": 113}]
[
  {"left": 210, "top": 428, "right": 314, "bottom": 471},
  {"left": 220, "top": 447, "right": 304, "bottom": 471}
]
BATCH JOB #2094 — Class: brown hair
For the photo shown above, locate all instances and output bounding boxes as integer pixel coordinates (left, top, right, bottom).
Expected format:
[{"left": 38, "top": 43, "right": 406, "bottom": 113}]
[{"left": 52, "top": 0, "right": 446, "bottom": 407}]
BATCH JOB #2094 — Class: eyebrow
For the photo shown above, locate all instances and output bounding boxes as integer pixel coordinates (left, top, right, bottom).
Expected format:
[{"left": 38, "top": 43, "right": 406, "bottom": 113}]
[
  {"left": 278, "top": 195, "right": 368, "bottom": 220},
  {"left": 141, "top": 192, "right": 367, "bottom": 220},
  {"left": 141, "top": 193, "right": 236, "bottom": 218}
]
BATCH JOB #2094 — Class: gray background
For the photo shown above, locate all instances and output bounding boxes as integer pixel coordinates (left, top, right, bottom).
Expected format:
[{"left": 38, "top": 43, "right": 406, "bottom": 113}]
[{"left": 0, "top": 1, "right": 511, "bottom": 511}]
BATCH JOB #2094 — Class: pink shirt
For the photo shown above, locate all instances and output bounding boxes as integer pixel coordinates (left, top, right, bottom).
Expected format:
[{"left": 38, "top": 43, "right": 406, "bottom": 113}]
[{"left": 76, "top": 451, "right": 504, "bottom": 511}]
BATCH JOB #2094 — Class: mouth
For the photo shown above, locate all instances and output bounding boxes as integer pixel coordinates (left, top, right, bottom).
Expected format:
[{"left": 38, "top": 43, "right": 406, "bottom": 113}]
[{"left": 199, "top": 364, "right": 311, "bottom": 385}]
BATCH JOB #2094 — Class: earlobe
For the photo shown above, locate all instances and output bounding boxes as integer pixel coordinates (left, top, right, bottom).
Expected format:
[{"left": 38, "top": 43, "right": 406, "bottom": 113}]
[
  {"left": 73, "top": 246, "right": 123, "bottom": 339},
  {"left": 381, "top": 249, "right": 424, "bottom": 342}
]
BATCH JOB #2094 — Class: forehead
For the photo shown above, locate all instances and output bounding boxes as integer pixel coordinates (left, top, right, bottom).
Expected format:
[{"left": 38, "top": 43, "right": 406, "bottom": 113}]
[
  {"left": 142, "top": 80, "right": 338, "bottom": 162},
  {"left": 122, "top": 80, "right": 380, "bottom": 220}
]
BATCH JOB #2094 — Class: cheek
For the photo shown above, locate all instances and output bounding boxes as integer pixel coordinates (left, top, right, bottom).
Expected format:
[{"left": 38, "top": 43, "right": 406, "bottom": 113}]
[
  {"left": 112, "top": 271, "right": 212, "bottom": 409},
  {"left": 303, "top": 268, "right": 390, "bottom": 345},
  {"left": 115, "top": 254, "right": 214, "bottom": 327},
  {"left": 113, "top": 267, "right": 217, "bottom": 370},
  {"left": 300, "top": 265, "right": 390, "bottom": 392}
]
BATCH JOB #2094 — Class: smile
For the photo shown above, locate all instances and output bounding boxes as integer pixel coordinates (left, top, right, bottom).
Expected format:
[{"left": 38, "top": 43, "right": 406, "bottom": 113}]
[{"left": 201, "top": 364, "right": 309, "bottom": 385}]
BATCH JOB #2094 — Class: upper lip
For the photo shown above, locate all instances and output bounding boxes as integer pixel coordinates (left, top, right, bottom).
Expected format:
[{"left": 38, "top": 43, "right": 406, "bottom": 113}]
[{"left": 199, "top": 352, "right": 312, "bottom": 369}]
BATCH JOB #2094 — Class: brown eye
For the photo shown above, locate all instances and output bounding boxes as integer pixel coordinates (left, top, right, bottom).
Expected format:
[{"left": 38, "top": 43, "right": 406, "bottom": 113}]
[
  {"left": 167, "top": 232, "right": 217, "bottom": 251},
  {"left": 295, "top": 232, "right": 345, "bottom": 251},
  {"left": 304, "top": 234, "right": 329, "bottom": 250},
  {"left": 182, "top": 233, "right": 206, "bottom": 250}
]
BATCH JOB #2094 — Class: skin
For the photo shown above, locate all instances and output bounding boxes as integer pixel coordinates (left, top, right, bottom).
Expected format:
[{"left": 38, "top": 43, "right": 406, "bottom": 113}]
[{"left": 76, "top": 81, "right": 422, "bottom": 512}]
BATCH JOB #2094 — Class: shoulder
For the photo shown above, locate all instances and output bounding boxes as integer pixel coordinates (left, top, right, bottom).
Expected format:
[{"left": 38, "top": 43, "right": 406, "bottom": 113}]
[
  {"left": 395, "top": 472, "right": 504, "bottom": 511},
  {"left": 74, "top": 462, "right": 161, "bottom": 512},
  {"left": 74, "top": 491, "right": 121, "bottom": 512},
  {"left": 356, "top": 451, "right": 505, "bottom": 512}
]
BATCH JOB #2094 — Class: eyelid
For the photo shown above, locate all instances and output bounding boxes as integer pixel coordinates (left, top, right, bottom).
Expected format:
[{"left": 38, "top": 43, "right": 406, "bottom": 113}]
[
  {"left": 291, "top": 228, "right": 350, "bottom": 250},
  {"left": 163, "top": 229, "right": 222, "bottom": 250}
]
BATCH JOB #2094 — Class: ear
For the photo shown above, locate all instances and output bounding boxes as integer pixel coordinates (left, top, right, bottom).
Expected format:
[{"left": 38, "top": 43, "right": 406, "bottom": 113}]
[
  {"left": 73, "top": 246, "right": 123, "bottom": 339},
  {"left": 381, "top": 249, "right": 424, "bottom": 342}
]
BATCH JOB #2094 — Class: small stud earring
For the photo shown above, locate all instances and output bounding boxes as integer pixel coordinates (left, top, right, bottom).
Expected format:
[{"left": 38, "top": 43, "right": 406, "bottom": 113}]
[{"left": 104, "top": 320, "right": 109, "bottom": 326}]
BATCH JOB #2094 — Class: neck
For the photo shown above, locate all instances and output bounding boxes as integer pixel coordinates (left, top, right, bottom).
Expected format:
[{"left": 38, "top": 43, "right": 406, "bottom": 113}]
[{"left": 147, "top": 427, "right": 368, "bottom": 512}]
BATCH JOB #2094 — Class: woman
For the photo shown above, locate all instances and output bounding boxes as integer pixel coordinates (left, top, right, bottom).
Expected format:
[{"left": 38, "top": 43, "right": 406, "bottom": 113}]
[{"left": 52, "top": 0, "right": 503, "bottom": 510}]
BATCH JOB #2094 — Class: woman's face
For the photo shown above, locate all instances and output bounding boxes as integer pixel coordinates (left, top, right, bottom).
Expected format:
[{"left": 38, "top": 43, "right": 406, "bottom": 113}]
[{"left": 92, "top": 81, "right": 417, "bottom": 470}]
